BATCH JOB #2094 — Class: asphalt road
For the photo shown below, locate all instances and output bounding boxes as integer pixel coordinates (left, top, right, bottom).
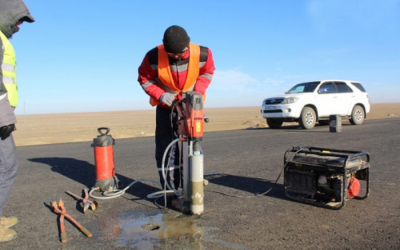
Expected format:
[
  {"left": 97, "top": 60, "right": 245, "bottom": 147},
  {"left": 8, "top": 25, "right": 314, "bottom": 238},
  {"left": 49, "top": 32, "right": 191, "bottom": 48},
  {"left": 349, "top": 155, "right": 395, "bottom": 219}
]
[{"left": 2, "top": 118, "right": 400, "bottom": 250}]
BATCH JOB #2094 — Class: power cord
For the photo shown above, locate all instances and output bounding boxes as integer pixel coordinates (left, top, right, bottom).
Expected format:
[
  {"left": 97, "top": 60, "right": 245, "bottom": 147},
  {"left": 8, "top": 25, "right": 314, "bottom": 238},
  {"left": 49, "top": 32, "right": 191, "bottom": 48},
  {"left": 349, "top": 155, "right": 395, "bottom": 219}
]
[
  {"left": 89, "top": 119, "right": 182, "bottom": 210},
  {"left": 205, "top": 147, "right": 303, "bottom": 198}
]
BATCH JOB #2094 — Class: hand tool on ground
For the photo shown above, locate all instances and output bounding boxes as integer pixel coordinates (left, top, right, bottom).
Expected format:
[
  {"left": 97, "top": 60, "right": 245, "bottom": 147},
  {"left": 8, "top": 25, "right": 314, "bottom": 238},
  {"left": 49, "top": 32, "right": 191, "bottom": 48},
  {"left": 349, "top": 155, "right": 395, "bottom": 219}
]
[
  {"left": 51, "top": 199, "right": 92, "bottom": 243},
  {"left": 51, "top": 200, "right": 67, "bottom": 243},
  {"left": 66, "top": 189, "right": 99, "bottom": 213}
]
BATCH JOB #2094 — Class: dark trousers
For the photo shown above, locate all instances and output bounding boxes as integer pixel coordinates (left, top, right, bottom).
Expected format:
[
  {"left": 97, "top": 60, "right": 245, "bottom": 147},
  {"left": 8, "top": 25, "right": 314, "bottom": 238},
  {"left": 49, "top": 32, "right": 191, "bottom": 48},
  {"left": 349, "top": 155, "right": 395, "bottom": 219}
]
[{"left": 155, "top": 106, "right": 181, "bottom": 190}]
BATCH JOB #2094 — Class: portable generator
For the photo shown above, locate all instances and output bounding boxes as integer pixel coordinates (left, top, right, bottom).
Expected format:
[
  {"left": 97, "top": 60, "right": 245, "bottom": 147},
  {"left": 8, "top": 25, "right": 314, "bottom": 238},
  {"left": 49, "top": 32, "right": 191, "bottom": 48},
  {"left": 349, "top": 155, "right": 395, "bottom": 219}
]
[{"left": 284, "top": 146, "right": 370, "bottom": 209}]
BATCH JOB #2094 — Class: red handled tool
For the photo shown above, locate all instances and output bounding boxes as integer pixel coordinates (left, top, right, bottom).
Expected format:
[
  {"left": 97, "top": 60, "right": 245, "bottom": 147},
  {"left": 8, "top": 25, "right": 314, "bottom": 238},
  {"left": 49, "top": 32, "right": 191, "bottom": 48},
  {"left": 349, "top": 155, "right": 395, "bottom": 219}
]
[
  {"left": 66, "top": 189, "right": 99, "bottom": 213},
  {"left": 51, "top": 199, "right": 92, "bottom": 243}
]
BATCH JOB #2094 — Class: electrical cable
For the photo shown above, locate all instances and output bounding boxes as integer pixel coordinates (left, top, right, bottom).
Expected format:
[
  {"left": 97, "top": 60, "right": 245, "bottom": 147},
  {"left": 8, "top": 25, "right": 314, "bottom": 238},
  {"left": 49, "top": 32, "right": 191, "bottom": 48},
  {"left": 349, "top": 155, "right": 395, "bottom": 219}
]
[
  {"left": 89, "top": 144, "right": 302, "bottom": 206},
  {"left": 89, "top": 87, "right": 303, "bottom": 205},
  {"left": 205, "top": 147, "right": 302, "bottom": 198},
  {"left": 89, "top": 138, "right": 182, "bottom": 201},
  {"left": 89, "top": 179, "right": 163, "bottom": 200},
  {"left": 89, "top": 108, "right": 183, "bottom": 206}
]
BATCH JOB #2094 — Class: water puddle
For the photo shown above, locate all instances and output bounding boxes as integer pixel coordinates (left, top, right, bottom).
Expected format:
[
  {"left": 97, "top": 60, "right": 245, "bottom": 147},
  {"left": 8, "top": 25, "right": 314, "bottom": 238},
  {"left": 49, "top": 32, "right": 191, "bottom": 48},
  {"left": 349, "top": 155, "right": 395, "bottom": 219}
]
[{"left": 113, "top": 210, "right": 249, "bottom": 249}]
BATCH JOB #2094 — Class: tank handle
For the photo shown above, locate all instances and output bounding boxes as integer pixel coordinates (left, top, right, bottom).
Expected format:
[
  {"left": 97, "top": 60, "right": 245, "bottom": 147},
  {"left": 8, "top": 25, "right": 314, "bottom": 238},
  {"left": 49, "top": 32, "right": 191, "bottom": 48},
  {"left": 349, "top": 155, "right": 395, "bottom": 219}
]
[{"left": 97, "top": 127, "right": 110, "bottom": 135}]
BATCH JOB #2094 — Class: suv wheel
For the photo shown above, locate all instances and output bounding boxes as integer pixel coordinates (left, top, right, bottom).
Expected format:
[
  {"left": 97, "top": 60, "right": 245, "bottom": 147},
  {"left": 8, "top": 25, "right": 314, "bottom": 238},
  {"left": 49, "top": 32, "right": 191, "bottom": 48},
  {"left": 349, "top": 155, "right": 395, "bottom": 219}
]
[
  {"left": 299, "top": 107, "right": 316, "bottom": 129},
  {"left": 349, "top": 105, "right": 365, "bottom": 125},
  {"left": 267, "top": 118, "right": 283, "bottom": 129}
]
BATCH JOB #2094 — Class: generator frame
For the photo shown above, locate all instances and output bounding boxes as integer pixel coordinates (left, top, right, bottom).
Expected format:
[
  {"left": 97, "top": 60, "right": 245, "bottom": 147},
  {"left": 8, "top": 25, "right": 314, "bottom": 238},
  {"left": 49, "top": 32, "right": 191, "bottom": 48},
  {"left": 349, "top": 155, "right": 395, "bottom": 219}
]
[{"left": 284, "top": 146, "right": 370, "bottom": 210}]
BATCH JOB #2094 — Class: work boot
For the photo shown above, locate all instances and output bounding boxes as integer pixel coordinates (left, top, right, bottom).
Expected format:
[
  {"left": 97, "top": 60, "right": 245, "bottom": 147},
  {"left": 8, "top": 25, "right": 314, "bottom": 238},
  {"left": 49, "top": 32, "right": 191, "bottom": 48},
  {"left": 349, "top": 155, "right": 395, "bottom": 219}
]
[
  {"left": 0, "top": 225, "right": 17, "bottom": 242},
  {"left": 0, "top": 217, "right": 18, "bottom": 228},
  {"left": 171, "top": 197, "right": 184, "bottom": 212}
]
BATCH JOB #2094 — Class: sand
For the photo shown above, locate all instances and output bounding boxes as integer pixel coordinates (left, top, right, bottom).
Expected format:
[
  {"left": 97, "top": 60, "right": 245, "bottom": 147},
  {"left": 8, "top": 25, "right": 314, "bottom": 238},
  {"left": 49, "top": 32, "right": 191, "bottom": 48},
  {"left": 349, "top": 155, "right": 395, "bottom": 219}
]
[{"left": 13, "top": 103, "right": 400, "bottom": 146}]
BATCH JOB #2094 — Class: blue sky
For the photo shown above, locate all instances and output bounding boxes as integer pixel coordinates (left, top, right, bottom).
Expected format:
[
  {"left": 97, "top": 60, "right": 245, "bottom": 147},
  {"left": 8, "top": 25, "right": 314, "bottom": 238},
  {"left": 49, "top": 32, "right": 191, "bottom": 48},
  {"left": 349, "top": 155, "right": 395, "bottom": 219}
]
[{"left": 11, "top": 0, "right": 400, "bottom": 114}]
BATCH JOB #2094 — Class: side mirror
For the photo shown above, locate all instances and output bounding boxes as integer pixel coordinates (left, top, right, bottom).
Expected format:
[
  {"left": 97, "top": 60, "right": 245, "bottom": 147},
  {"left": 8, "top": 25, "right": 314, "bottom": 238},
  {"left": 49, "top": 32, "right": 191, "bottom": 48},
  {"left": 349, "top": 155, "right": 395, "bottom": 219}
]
[{"left": 318, "top": 88, "right": 327, "bottom": 94}]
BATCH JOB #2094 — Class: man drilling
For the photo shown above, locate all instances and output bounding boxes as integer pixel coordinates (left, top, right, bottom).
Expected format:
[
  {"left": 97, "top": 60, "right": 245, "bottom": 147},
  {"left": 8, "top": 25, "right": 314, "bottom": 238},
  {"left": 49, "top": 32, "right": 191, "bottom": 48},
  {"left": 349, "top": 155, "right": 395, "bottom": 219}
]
[
  {"left": 0, "top": 0, "right": 35, "bottom": 242},
  {"left": 138, "top": 25, "right": 215, "bottom": 210}
]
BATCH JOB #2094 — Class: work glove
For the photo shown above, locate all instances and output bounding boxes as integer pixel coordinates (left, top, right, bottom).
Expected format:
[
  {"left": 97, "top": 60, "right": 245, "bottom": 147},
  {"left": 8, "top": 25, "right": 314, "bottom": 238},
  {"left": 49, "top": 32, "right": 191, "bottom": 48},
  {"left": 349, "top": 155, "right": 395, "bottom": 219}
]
[
  {"left": 160, "top": 93, "right": 175, "bottom": 107},
  {"left": 0, "top": 124, "right": 15, "bottom": 140}
]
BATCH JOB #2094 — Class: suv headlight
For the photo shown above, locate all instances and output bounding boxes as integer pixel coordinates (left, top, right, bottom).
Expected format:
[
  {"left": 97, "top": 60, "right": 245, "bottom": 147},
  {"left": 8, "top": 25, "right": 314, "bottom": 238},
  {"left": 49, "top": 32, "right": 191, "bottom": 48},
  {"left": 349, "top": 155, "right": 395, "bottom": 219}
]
[{"left": 282, "top": 97, "right": 298, "bottom": 104}]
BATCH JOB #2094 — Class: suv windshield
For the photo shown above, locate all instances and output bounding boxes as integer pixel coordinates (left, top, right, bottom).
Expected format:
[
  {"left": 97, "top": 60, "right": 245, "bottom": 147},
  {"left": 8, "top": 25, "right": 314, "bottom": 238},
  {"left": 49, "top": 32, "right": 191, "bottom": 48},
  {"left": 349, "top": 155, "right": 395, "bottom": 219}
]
[{"left": 286, "top": 81, "right": 320, "bottom": 94}]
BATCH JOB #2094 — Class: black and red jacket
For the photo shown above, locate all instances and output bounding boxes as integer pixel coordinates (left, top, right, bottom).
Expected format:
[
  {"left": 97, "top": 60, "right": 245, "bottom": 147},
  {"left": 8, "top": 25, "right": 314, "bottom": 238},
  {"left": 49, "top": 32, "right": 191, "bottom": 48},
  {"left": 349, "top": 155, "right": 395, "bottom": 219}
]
[{"left": 138, "top": 45, "right": 215, "bottom": 108}]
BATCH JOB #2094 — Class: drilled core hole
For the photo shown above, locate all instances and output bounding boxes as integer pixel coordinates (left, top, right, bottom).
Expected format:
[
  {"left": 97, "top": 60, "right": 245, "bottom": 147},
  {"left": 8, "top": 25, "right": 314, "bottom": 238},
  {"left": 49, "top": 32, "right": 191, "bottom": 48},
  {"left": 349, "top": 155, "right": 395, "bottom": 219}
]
[{"left": 142, "top": 223, "right": 160, "bottom": 231}]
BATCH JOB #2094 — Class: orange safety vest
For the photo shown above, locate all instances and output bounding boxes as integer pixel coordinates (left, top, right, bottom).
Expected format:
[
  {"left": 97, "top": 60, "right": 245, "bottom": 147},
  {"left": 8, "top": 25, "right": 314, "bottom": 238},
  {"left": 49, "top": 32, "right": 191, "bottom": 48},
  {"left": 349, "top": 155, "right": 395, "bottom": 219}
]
[{"left": 150, "top": 43, "right": 200, "bottom": 106}]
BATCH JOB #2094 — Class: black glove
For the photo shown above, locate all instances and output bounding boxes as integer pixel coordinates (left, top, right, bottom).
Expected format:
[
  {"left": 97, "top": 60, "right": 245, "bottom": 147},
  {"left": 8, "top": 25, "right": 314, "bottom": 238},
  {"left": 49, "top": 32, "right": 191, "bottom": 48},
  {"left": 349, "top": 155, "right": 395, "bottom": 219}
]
[{"left": 0, "top": 124, "right": 15, "bottom": 140}]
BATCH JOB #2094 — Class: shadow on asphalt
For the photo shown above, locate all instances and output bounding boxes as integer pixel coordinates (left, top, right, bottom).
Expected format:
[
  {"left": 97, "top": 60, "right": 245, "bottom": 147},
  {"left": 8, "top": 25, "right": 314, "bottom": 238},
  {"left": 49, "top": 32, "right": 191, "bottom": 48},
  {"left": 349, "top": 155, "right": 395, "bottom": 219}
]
[
  {"left": 245, "top": 125, "right": 301, "bottom": 130},
  {"left": 28, "top": 157, "right": 160, "bottom": 201},
  {"left": 246, "top": 124, "right": 354, "bottom": 131},
  {"left": 28, "top": 158, "right": 287, "bottom": 208},
  {"left": 205, "top": 173, "right": 286, "bottom": 200}
]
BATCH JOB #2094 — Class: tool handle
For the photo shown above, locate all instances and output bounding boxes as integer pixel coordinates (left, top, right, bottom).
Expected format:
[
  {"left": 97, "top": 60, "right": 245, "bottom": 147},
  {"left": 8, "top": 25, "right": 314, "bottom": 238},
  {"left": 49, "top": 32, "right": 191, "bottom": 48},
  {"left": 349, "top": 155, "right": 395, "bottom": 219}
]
[
  {"left": 65, "top": 191, "right": 83, "bottom": 201},
  {"left": 83, "top": 189, "right": 89, "bottom": 203},
  {"left": 64, "top": 213, "right": 92, "bottom": 237},
  {"left": 64, "top": 214, "right": 82, "bottom": 228},
  {"left": 60, "top": 232, "right": 67, "bottom": 243},
  {"left": 59, "top": 215, "right": 67, "bottom": 243},
  {"left": 97, "top": 127, "right": 110, "bottom": 135},
  {"left": 80, "top": 227, "right": 93, "bottom": 238}
]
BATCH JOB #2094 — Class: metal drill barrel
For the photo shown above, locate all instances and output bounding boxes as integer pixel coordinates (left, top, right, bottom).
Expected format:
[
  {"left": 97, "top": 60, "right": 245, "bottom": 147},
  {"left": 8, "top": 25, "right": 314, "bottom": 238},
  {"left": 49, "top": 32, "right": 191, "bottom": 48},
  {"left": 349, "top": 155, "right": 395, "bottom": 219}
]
[{"left": 190, "top": 141, "right": 204, "bottom": 215}]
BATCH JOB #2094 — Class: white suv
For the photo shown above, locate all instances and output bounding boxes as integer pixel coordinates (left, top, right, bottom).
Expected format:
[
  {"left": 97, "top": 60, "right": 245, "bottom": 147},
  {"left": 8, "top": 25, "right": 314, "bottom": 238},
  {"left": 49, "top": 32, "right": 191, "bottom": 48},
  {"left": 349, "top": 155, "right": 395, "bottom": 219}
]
[{"left": 260, "top": 80, "right": 370, "bottom": 129}]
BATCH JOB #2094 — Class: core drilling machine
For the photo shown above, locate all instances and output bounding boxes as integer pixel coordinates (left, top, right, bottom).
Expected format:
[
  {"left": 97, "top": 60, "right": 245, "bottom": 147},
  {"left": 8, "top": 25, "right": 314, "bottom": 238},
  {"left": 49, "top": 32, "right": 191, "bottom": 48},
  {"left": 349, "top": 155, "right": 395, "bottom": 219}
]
[
  {"left": 174, "top": 91, "right": 208, "bottom": 215},
  {"left": 89, "top": 91, "right": 208, "bottom": 216}
]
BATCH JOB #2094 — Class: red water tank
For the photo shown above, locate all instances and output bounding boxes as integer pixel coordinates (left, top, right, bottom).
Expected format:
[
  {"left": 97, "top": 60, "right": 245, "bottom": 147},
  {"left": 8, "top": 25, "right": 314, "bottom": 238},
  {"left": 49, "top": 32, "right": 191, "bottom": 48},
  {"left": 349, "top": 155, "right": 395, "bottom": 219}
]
[{"left": 92, "top": 127, "right": 118, "bottom": 191}]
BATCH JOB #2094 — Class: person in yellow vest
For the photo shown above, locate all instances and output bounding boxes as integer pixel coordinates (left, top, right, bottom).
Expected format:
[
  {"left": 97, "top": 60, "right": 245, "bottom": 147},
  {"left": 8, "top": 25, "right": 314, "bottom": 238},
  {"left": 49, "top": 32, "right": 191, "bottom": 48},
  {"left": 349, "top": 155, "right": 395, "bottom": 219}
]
[
  {"left": 0, "top": 0, "right": 35, "bottom": 242},
  {"left": 138, "top": 25, "right": 215, "bottom": 210}
]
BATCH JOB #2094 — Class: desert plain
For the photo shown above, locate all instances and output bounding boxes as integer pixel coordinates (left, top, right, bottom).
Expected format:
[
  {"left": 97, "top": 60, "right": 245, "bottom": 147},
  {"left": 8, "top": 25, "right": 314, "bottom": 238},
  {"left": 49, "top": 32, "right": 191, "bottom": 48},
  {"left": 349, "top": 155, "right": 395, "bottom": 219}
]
[{"left": 13, "top": 103, "right": 400, "bottom": 146}]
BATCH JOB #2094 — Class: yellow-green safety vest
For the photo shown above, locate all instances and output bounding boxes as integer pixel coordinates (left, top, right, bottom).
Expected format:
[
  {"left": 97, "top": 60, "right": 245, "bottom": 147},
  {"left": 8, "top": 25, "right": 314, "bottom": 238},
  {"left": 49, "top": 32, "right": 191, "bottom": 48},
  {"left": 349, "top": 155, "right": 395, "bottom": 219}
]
[{"left": 0, "top": 30, "right": 18, "bottom": 107}]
